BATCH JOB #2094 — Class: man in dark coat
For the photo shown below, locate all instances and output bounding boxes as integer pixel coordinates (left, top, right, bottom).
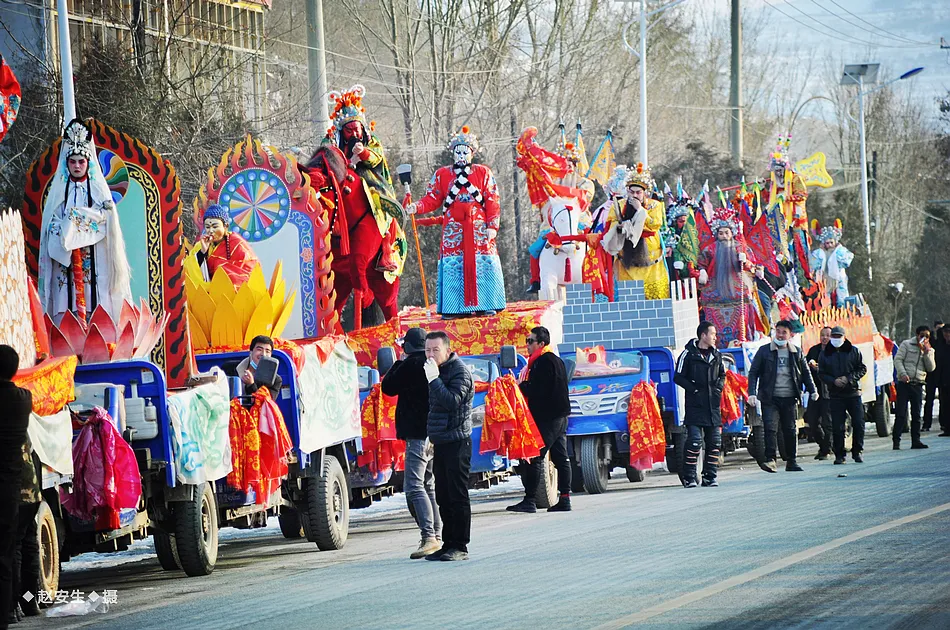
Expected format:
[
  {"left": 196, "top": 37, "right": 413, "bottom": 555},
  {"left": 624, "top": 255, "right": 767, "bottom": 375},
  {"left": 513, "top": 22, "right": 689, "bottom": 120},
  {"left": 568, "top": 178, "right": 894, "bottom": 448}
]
[
  {"left": 923, "top": 320, "right": 943, "bottom": 432},
  {"left": 674, "top": 322, "right": 726, "bottom": 488},
  {"left": 0, "top": 346, "right": 32, "bottom": 627},
  {"left": 381, "top": 327, "right": 442, "bottom": 559},
  {"left": 507, "top": 326, "right": 572, "bottom": 514},
  {"left": 747, "top": 320, "right": 818, "bottom": 473},
  {"left": 818, "top": 325, "right": 868, "bottom": 464},
  {"left": 805, "top": 326, "right": 833, "bottom": 459},
  {"left": 422, "top": 332, "right": 474, "bottom": 562}
]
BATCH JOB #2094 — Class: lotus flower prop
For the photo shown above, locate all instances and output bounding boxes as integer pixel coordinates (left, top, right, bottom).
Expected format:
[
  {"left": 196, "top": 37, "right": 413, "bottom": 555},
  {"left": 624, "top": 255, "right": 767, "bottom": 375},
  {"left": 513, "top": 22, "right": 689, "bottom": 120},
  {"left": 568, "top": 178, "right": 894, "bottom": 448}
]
[
  {"left": 45, "top": 298, "right": 169, "bottom": 364},
  {"left": 183, "top": 257, "right": 296, "bottom": 350}
]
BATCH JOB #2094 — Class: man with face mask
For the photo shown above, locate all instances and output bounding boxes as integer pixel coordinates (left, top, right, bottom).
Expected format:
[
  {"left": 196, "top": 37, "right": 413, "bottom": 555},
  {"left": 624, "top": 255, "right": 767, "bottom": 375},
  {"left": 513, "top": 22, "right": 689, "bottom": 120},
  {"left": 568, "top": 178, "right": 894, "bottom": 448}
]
[
  {"left": 818, "top": 325, "right": 868, "bottom": 464},
  {"left": 809, "top": 220, "right": 854, "bottom": 307},
  {"left": 893, "top": 326, "right": 935, "bottom": 450},
  {"left": 805, "top": 326, "right": 834, "bottom": 459},
  {"left": 747, "top": 320, "right": 818, "bottom": 472},
  {"left": 236, "top": 335, "right": 282, "bottom": 399},
  {"left": 407, "top": 127, "right": 507, "bottom": 317}
]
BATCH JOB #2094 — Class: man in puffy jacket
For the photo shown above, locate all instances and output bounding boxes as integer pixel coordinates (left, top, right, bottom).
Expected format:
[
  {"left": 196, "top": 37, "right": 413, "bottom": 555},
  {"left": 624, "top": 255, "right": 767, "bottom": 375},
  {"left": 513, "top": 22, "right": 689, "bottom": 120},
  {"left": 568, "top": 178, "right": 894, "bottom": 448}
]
[
  {"left": 422, "top": 331, "right": 473, "bottom": 562},
  {"left": 674, "top": 322, "right": 726, "bottom": 488},
  {"left": 748, "top": 320, "right": 818, "bottom": 473},
  {"left": 818, "top": 326, "right": 867, "bottom": 464},
  {"left": 893, "top": 326, "right": 936, "bottom": 450},
  {"left": 805, "top": 326, "right": 833, "bottom": 460},
  {"left": 381, "top": 327, "right": 442, "bottom": 559}
]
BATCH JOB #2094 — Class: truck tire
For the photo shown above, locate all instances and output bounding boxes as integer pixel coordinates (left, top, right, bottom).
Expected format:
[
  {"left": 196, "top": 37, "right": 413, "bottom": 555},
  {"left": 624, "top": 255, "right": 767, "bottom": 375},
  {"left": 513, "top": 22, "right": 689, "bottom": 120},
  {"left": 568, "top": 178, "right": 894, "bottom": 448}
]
[
  {"left": 174, "top": 483, "right": 218, "bottom": 577},
  {"left": 625, "top": 466, "right": 646, "bottom": 482},
  {"left": 872, "top": 394, "right": 892, "bottom": 437},
  {"left": 37, "top": 500, "right": 60, "bottom": 601},
  {"left": 153, "top": 528, "right": 180, "bottom": 570},
  {"left": 534, "top": 453, "right": 558, "bottom": 508},
  {"left": 301, "top": 454, "right": 348, "bottom": 551},
  {"left": 569, "top": 458, "right": 585, "bottom": 493},
  {"left": 278, "top": 508, "right": 304, "bottom": 539},
  {"left": 580, "top": 436, "right": 609, "bottom": 494}
]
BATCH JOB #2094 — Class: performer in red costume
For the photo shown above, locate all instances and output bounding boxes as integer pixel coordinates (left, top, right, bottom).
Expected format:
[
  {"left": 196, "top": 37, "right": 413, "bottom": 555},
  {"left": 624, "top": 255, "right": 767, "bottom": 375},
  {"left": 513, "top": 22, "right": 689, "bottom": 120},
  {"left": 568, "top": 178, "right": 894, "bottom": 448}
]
[{"left": 191, "top": 204, "right": 260, "bottom": 285}]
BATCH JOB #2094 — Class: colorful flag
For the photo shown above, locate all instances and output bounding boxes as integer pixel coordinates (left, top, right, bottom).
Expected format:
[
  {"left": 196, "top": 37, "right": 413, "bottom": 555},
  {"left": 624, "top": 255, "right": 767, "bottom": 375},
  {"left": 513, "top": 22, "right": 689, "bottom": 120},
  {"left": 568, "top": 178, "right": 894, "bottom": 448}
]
[
  {"left": 574, "top": 121, "right": 590, "bottom": 177},
  {"left": 585, "top": 130, "right": 615, "bottom": 186}
]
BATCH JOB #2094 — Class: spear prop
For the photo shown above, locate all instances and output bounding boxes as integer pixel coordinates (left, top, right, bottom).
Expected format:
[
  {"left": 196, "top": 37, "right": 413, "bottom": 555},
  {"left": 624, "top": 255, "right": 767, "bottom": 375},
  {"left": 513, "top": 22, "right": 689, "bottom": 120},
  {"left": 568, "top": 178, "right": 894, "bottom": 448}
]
[{"left": 397, "top": 163, "right": 430, "bottom": 309}]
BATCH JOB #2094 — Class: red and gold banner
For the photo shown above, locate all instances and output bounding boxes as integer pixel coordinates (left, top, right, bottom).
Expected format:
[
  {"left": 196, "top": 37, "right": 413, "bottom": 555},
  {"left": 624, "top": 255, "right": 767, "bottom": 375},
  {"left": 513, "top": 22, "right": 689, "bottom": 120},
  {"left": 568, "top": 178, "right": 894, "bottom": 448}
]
[
  {"left": 626, "top": 382, "right": 666, "bottom": 469},
  {"left": 481, "top": 374, "right": 543, "bottom": 459},
  {"left": 358, "top": 383, "right": 405, "bottom": 474},
  {"left": 348, "top": 300, "right": 559, "bottom": 367},
  {"left": 13, "top": 355, "right": 77, "bottom": 416},
  {"left": 721, "top": 370, "right": 748, "bottom": 426},
  {"left": 227, "top": 389, "right": 292, "bottom": 504}
]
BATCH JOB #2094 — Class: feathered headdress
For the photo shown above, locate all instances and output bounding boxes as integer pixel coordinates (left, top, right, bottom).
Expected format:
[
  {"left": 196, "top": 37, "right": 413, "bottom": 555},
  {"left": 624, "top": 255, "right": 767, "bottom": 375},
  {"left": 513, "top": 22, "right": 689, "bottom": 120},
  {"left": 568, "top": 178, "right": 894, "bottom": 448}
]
[
  {"left": 811, "top": 218, "right": 843, "bottom": 243},
  {"left": 709, "top": 204, "right": 739, "bottom": 233},
  {"left": 604, "top": 165, "right": 628, "bottom": 199},
  {"left": 770, "top": 133, "right": 792, "bottom": 169},
  {"left": 625, "top": 162, "right": 653, "bottom": 191},
  {"left": 63, "top": 118, "right": 95, "bottom": 160},
  {"left": 327, "top": 85, "right": 367, "bottom": 131},
  {"left": 448, "top": 125, "right": 480, "bottom": 153}
]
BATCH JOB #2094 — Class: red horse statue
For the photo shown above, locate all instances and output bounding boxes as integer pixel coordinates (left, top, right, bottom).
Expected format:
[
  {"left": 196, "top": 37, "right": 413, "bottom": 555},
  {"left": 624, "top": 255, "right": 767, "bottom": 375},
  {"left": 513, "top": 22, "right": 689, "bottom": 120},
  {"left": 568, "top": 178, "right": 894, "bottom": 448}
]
[{"left": 301, "top": 146, "right": 403, "bottom": 327}]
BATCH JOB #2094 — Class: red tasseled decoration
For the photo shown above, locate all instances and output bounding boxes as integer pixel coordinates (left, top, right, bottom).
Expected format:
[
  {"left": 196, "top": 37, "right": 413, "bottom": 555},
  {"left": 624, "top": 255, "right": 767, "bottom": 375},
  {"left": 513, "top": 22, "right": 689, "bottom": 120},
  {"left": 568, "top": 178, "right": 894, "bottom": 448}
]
[{"left": 564, "top": 256, "right": 573, "bottom": 283}]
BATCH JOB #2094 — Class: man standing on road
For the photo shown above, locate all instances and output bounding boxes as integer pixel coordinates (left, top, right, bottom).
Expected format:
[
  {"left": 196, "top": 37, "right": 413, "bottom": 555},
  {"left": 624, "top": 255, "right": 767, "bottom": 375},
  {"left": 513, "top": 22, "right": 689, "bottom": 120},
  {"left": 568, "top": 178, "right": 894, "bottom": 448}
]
[
  {"left": 818, "top": 326, "right": 867, "bottom": 464},
  {"left": 747, "top": 320, "right": 818, "bottom": 473},
  {"left": 381, "top": 327, "right": 442, "bottom": 559},
  {"left": 422, "top": 332, "right": 474, "bottom": 562},
  {"left": 674, "top": 322, "right": 726, "bottom": 488},
  {"left": 805, "top": 326, "right": 833, "bottom": 460},
  {"left": 935, "top": 326, "right": 950, "bottom": 437},
  {"left": 507, "top": 326, "right": 572, "bottom": 514},
  {"left": 923, "top": 320, "right": 943, "bottom": 432},
  {"left": 0, "top": 346, "right": 32, "bottom": 628},
  {"left": 893, "top": 326, "right": 935, "bottom": 450}
]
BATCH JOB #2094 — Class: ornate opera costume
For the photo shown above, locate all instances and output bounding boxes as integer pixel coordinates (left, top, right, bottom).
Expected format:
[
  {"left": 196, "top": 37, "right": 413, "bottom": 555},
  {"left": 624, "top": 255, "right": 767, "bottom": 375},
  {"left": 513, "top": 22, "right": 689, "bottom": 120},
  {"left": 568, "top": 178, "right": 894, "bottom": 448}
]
[
  {"left": 661, "top": 183, "right": 700, "bottom": 283},
  {"left": 410, "top": 126, "right": 506, "bottom": 316},
  {"left": 810, "top": 219, "right": 854, "bottom": 307},
  {"left": 38, "top": 118, "right": 131, "bottom": 324},
  {"left": 602, "top": 163, "right": 670, "bottom": 299},
  {"left": 762, "top": 135, "right": 812, "bottom": 292},
  {"left": 191, "top": 204, "right": 260, "bottom": 285}
]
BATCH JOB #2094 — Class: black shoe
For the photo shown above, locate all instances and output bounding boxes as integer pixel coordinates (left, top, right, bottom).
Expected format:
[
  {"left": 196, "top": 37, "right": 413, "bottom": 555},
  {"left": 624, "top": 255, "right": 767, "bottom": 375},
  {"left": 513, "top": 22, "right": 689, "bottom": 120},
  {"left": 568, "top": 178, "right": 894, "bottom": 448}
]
[
  {"left": 525, "top": 281, "right": 541, "bottom": 294},
  {"left": 911, "top": 442, "right": 929, "bottom": 449},
  {"left": 425, "top": 547, "right": 449, "bottom": 561},
  {"left": 833, "top": 457, "right": 846, "bottom": 465},
  {"left": 20, "top": 597, "right": 39, "bottom": 617},
  {"left": 922, "top": 426, "right": 931, "bottom": 432},
  {"left": 506, "top": 498, "right": 537, "bottom": 513},
  {"left": 938, "top": 432, "right": 950, "bottom": 437},
  {"left": 440, "top": 548, "right": 469, "bottom": 561},
  {"left": 701, "top": 478, "right": 719, "bottom": 487},
  {"left": 853, "top": 453, "right": 864, "bottom": 463},
  {"left": 758, "top": 459, "right": 778, "bottom": 473},
  {"left": 786, "top": 462, "right": 804, "bottom": 472},
  {"left": 683, "top": 479, "right": 698, "bottom": 488},
  {"left": 893, "top": 441, "right": 901, "bottom": 450},
  {"left": 547, "top": 496, "right": 572, "bottom": 512},
  {"left": 815, "top": 451, "right": 829, "bottom": 461}
]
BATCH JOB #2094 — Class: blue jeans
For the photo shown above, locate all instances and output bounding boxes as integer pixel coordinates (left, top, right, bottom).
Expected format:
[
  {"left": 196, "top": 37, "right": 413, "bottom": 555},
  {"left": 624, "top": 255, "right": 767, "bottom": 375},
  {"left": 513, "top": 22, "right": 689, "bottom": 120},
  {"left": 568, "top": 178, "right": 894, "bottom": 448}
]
[{"left": 404, "top": 439, "right": 441, "bottom": 540}]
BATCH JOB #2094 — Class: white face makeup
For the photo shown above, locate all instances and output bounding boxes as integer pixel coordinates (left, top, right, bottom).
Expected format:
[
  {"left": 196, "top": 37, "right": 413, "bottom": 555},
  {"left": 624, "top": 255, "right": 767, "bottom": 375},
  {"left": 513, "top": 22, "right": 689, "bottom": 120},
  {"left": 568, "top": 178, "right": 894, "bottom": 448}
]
[{"left": 453, "top": 145, "right": 473, "bottom": 165}]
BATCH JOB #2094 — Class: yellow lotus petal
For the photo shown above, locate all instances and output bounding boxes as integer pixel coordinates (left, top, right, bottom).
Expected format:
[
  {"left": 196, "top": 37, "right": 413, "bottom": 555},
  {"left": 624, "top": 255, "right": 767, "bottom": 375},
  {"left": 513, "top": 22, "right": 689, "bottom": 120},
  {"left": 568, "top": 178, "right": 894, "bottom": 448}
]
[
  {"left": 272, "top": 288, "right": 296, "bottom": 339},
  {"left": 188, "top": 310, "right": 210, "bottom": 349},
  {"left": 270, "top": 276, "right": 286, "bottom": 315},
  {"left": 210, "top": 299, "right": 242, "bottom": 348},
  {"left": 233, "top": 282, "right": 257, "bottom": 333},
  {"left": 269, "top": 260, "right": 284, "bottom": 295},
  {"left": 209, "top": 266, "right": 237, "bottom": 304},
  {"left": 246, "top": 265, "right": 268, "bottom": 300},
  {"left": 244, "top": 299, "right": 274, "bottom": 346},
  {"left": 185, "top": 276, "right": 215, "bottom": 340},
  {"left": 182, "top": 250, "right": 206, "bottom": 287}
]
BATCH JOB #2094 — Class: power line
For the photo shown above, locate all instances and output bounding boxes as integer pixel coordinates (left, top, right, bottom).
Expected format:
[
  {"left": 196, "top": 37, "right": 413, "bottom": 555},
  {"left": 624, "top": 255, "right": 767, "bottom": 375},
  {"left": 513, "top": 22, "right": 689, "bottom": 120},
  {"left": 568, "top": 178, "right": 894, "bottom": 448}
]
[{"left": 825, "top": 0, "right": 934, "bottom": 47}]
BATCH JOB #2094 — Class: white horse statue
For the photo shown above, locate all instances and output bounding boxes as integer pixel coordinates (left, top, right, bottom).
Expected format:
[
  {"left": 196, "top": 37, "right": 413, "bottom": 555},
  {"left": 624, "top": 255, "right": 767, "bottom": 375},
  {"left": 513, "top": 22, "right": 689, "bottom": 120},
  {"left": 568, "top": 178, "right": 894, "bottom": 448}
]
[{"left": 538, "top": 196, "right": 588, "bottom": 301}]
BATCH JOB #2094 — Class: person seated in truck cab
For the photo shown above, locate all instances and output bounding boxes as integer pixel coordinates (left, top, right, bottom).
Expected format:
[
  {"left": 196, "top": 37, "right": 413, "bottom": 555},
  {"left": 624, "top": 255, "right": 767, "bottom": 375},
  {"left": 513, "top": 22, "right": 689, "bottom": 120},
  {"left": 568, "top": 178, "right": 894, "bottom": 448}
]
[{"left": 237, "top": 335, "right": 282, "bottom": 399}]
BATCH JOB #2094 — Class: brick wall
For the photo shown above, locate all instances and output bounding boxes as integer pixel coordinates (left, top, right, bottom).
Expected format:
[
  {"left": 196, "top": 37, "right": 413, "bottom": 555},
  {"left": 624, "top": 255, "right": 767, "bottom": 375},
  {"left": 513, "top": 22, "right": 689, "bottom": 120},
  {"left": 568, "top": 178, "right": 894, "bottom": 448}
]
[{"left": 557, "top": 279, "right": 700, "bottom": 353}]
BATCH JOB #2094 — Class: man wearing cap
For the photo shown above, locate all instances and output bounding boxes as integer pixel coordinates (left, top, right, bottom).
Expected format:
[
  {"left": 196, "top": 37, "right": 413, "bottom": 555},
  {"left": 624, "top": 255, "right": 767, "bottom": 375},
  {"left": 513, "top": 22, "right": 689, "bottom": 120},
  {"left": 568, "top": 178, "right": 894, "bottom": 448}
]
[
  {"left": 818, "top": 325, "right": 867, "bottom": 464},
  {"left": 380, "top": 327, "right": 442, "bottom": 559}
]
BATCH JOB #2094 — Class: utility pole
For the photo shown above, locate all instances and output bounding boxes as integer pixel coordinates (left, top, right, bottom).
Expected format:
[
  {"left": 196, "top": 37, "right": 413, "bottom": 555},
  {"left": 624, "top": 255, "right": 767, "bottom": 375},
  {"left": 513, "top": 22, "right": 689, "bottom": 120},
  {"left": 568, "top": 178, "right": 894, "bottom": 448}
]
[
  {"left": 306, "top": 0, "right": 330, "bottom": 143},
  {"left": 55, "top": 0, "right": 76, "bottom": 124},
  {"left": 870, "top": 150, "right": 878, "bottom": 229},
  {"left": 511, "top": 108, "right": 523, "bottom": 280},
  {"left": 729, "top": 0, "right": 743, "bottom": 168}
]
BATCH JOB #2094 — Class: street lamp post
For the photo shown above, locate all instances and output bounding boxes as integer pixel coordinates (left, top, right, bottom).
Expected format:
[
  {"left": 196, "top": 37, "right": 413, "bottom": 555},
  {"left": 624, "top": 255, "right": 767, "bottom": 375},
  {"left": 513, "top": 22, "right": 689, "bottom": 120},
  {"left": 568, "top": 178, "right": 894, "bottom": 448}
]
[
  {"left": 620, "top": 0, "right": 690, "bottom": 168},
  {"left": 841, "top": 64, "right": 924, "bottom": 282}
]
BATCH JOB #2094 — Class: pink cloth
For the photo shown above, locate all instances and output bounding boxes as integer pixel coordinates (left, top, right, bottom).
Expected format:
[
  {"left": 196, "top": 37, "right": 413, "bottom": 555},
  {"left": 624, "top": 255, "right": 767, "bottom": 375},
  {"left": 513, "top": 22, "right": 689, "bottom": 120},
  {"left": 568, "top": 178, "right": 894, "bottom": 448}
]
[{"left": 61, "top": 407, "right": 141, "bottom": 527}]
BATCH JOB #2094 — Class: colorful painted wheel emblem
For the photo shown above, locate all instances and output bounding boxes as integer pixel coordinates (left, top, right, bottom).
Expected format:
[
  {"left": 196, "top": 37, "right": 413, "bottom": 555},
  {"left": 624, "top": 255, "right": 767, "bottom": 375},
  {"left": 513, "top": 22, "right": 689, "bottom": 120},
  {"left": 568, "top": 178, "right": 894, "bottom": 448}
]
[
  {"left": 220, "top": 168, "right": 291, "bottom": 241},
  {"left": 98, "top": 149, "right": 130, "bottom": 203}
]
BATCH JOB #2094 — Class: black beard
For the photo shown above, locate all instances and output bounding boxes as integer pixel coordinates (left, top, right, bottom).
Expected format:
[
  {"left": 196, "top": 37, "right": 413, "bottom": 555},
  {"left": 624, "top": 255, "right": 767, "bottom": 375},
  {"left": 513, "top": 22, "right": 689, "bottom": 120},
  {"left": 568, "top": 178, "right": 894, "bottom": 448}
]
[{"left": 342, "top": 136, "right": 360, "bottom": 159}]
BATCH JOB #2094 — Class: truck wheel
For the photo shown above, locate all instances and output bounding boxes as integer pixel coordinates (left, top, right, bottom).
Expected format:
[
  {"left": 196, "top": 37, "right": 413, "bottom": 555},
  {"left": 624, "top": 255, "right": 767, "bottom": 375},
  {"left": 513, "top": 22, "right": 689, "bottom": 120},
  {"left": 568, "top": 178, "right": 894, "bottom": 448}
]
[
  {"left": 569, "top": 458, "right": 585, "bottom": 493},
  {"left": 872, "top": 395, "right": 892, "bottom": 437},
  {"left": 174, "top": 483, "right": 218, "bottom": 577},
  {"left": 278, "top": 508, "right": 304, "bottom": 539},
  {"left": 153, "top": 528, "right": 180, "bottom": 570},
  {"left": 580, "top": 436, "right": 609, "bottom": 494},
  {"left": 746, "top": 428, "right": 765, "bottom": 462},
  {"left": 301, "top": 454, "right": 349, "bottom": 551},
  {"left": 625, "top": 466, "right": 646, "bottom": 482},
  {"left": 37, "top": 500, "right": 60, "bottom": 601},
  {"left": 534, "top": 453, "right": 559, "bottom": 508}
]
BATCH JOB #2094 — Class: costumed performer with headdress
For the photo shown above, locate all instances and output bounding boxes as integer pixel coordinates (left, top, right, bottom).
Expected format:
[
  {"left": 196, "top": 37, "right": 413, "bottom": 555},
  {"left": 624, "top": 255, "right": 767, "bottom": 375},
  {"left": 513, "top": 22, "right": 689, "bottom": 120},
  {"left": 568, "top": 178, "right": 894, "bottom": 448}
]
[
  {"left": 38, "top": 118, "right": 132, "bottom": 324},
  {"left": 763, "top": 135, "right": 812, "bottom": 292},
  {"left": 406, "top": 126, "right": 506, "bottom": 317},
  {"left": 810, "top": 219, "right": 854, "bottom": 307},
  {"left": 601, "top": 163, "right": 670, "bottom": 299},
  {"left": 191, "top": 204, "right": 260, "bottom": 286},
  {"left": 662, "top": 181, "right": 700, "bottom": 283}
]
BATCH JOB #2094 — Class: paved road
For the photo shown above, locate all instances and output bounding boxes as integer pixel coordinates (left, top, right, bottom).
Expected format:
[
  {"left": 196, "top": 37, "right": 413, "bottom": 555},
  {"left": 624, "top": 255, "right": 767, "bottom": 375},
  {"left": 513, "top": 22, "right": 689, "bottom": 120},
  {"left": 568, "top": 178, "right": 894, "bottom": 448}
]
[{"left": 21, "top": 431, "right": 950, "bottom": 630}]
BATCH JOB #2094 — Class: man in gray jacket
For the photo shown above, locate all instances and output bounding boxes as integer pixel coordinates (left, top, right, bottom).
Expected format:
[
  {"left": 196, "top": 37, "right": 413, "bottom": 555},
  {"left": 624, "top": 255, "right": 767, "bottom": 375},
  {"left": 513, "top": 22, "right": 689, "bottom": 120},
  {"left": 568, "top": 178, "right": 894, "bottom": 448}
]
[
  {"left": 893, "top": 325, "right": 936, "bottom": 450},
  {"left": 422, "top": 331, "right": 474, "bottom": 562}
]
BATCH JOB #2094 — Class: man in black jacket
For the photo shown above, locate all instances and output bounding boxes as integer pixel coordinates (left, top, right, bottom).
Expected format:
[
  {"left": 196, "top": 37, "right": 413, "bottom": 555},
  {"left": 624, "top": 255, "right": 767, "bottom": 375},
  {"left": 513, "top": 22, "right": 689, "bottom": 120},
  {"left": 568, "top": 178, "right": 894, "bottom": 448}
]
[
  {"left": 805, "top": 326, "right": 833, "bottom": 459},
  {"left": 747, "top": 320, "right": 818, "bottom": 473},
  {"left": 818, "top": 326, "right": 868, "bottom": 464},
  {"left": 0, "top": 346, "right": 32, "bottom": 627},
  {"left": 422, "top": 332, "right": 474, "bottom": 562},
  {"left": 381, "top": 327, "right": 442, "bottom": 559},
  {"left": 674, "top": 322, "right": 726, "bottom": 488},
  {"left": 923, "top": 320, "right": 943, "bottom": 432},
  {"left": 507, "top": 326, "right": 572, "bottom": 514},
  {"left": 935, "top": 325, "right": 950, "bottom": 437}
]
